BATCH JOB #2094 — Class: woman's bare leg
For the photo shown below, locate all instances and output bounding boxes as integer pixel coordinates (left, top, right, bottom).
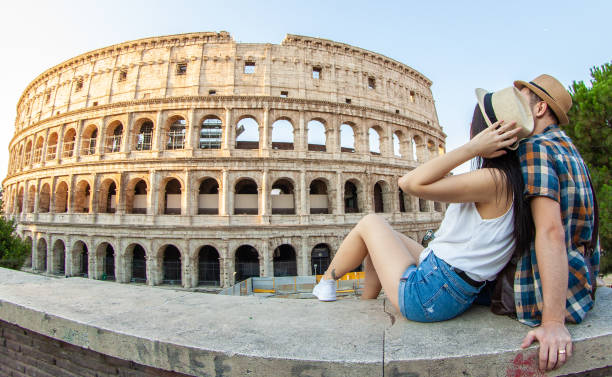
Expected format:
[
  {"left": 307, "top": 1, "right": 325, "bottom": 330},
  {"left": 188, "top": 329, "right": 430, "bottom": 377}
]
[
  {"left": 323, "top": 214, "right": 422, "bottom": 310},
  {"left": 362, "top": 255, "right": 382, "bottom": 299}
]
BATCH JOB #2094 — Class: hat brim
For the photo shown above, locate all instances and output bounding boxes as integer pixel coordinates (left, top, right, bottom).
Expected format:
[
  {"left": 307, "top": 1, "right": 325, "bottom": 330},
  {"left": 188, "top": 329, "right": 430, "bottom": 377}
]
[
  {"left": 475, "top": 88, "right": 493, "bottom": 127},
  {"left": 514, "top": 80, "right": 569, "bottom": 125}
]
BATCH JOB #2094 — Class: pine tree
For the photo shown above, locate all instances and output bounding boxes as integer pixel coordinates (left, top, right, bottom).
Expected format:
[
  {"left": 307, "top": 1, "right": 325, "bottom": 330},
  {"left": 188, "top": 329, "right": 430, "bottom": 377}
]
[{"left": 563, "top": 62, "right": 612, "bottom": 274}]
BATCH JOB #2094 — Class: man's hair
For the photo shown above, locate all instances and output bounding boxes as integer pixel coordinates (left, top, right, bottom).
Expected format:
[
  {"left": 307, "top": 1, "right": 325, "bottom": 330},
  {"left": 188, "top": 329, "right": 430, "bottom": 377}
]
[{"left": 526, "top": 90, "right": 559, "bottom": 124}]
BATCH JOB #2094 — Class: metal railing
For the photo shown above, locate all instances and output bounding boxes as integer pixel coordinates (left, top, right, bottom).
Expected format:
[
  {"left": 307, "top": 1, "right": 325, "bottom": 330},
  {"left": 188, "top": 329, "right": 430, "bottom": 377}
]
[
  {"left": 198, "top": 261, "right": 220, "bottom": 286},
  {"left": 235, "top": 262, "right": 259, "bottom": 282},
  {"left": 131, "top": 259, "right": 146, "bottom": 283},
  {"left": 46, "top": 145, "right": 57, "bottom": 160},
  {"left": 105, "top": 135, "right": 122, "bottom": 153},
  {"left": 162, "top": 260, "right": 181, "bottom": 284},
  {"left": 62, "top": 141, "right": 74, "bottom": 158},
  {"left": 166, "top": 131, "right": 185, "bottom": 150},
  {"left": 33, "top": 147, "right": 42, "bottom": 163},
  {"left": 273, "top": 261, "right": 297, "bottom": 277},
  {"left": 135, "top": 133, "right": 152, "bottom": 151},
  {"left": 82, "top": 138, "right": 96, "bottom": 155}
]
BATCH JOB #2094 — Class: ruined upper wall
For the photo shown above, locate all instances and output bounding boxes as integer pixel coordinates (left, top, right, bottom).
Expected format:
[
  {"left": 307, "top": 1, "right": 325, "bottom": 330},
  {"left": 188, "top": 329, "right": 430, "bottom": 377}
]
[{"left": 15, "top": 32, "right": 440, "bottom": 133}]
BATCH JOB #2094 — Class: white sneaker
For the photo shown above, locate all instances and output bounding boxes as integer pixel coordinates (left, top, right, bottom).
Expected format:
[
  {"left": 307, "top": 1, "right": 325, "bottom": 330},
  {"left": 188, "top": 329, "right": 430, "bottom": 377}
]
[{"left": 312, "top": 278, "right": 337, "bottom": 301}]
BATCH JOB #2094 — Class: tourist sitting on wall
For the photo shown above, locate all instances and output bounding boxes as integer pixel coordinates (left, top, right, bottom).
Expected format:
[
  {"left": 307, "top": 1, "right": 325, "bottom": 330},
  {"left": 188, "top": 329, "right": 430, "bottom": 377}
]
[{"left": 313, "top": 87, "right": 532, "bottom": 323}]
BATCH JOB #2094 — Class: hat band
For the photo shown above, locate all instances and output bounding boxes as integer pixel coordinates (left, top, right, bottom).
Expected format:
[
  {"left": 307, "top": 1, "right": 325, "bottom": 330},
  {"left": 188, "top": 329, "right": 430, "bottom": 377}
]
[
  {"left": 483, "top": 93, "right": 498, "bottom": 125},
  {"left": 529, "top": 81, "right": 555, "bottom": 100}
]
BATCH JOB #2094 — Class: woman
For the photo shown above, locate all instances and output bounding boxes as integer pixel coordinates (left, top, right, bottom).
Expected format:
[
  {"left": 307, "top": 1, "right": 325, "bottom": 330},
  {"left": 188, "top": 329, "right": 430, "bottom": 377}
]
[{"left": 312, "top": 87, "right": 533, "bottom": 322}]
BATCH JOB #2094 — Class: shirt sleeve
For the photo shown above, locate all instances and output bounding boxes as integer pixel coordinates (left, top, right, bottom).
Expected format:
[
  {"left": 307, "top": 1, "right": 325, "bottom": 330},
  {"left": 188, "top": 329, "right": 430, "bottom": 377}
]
[{"left": 519, "top": 140, "right": 560, "bottom": 202}]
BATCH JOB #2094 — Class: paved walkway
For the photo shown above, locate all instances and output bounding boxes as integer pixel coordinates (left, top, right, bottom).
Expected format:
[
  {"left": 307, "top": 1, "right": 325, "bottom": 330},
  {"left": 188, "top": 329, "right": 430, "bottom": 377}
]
[{"left": 0, "top": 268, "right": 610, "bottom": 376}]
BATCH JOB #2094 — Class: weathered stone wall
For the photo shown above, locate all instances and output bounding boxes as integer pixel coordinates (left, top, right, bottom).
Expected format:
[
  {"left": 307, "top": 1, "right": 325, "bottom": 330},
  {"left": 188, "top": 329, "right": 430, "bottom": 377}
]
[
  {"left": 3, "top": 32, "right": 446, "bottom": 289},
  {"left": 0, "top": 320, "right": 189, "bottom": 377}
]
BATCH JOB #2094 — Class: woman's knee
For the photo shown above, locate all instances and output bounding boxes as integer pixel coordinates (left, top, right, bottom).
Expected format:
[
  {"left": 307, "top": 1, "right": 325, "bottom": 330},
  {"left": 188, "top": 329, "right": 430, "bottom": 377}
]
[{"left": 358, "top": 213, "right": 385, "bottom": 230}]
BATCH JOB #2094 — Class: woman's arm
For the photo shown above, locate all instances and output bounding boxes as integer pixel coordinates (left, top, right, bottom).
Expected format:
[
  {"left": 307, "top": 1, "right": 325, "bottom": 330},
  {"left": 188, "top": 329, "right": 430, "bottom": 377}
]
[{"left": 398, "top": 120, "right": 520, "bottom": 203}]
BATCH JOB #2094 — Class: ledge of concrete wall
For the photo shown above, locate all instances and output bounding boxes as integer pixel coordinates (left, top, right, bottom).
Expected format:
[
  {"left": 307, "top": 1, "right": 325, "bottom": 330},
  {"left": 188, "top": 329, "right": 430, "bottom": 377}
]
[{"left": 0, "top": 267, "right": 610, "bottom": 377}]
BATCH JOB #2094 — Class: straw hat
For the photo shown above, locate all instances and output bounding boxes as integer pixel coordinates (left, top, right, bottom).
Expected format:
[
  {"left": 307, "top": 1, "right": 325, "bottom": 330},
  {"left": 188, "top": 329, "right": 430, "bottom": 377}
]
[
  {"left": 514, "top": 74, "right": 572, "bottom": 125},
  {"left": 475, "top": 86, "right": 534, "bottom": 150}
]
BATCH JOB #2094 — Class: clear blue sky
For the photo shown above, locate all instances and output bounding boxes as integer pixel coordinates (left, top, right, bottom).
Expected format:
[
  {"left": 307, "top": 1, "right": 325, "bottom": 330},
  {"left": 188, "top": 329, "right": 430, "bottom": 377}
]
[{"left": 1, "top": 0, "right": 610, "bottom": 182}]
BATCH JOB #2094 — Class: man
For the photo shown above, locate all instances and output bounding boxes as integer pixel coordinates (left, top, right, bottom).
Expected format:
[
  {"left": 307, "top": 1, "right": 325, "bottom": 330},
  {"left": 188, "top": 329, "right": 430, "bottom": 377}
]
[{"left": 514, "top": 74, "right": 599, "bottom": 371}]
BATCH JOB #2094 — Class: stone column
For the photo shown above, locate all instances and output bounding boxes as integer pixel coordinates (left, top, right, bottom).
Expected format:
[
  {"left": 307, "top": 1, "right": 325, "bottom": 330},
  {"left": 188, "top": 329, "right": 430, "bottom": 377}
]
[
  {"left": 224, "top": 107, "right": 234, "bottom": 151},
  {"left": 65, "top": 241, "right": 73, "bottom": 277},
  {"left": 262, "top": 242, "right": 270, "bottom": 277},
  {"left": 183, "top": 170, "right": 193, "bottom": 216},
  {"left": 33, "top": 179, "right": 41, "bottom": 214},
  {"left": 335, "top": 171, "right": 343, "bottom": 215},
  {"left": 148, "top": 170, "right": 159, "bottom": 215},
  {"left": 297, "top": 110, "right": 306, "bottom": 151},
  {"left": 153, "top": 111, "right": 164, "bottom": 152},
  {"left": 299, "top": 169, "right": 307, "bottom": 216},
  {"left": 74, "top": 120, "right": 84, "bottom": 158},
  {"left": 300, "top": 237, "right": 309, "bottom": 276},
  {"left": 185, "top": 109, "right": 196, "bottom": 151},
  {"left": 261, "top": 106, "right": 270, "bottom": 152},
  {"left": 121, "top": 113, "right": 133, "bottom": 153},
  {"left": 261, "top": 169, "right": 269, "bottom": 216},
  {"left": 220, "top": 169, "right": 229, "bottom": 216},
  {"left": 67, "top": 175, "right": 76, "bottom": 213},
  {"left": 182, "top": 251, "right": 193, "bottom": 289},
  {"left": 56, "top": 125, "right": 65, "bottom": 162}
]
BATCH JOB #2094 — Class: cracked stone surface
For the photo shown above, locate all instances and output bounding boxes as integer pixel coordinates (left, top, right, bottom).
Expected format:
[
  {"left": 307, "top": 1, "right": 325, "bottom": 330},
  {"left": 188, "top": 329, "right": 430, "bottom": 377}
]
[{"left": 1, "top": 267, "right": 610, "bottom": 376}]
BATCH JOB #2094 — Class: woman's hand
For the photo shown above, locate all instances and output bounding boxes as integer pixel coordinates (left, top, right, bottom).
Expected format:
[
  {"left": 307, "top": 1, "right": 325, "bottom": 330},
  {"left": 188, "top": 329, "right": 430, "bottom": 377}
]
[{"left": 466, "top": 120, "right": 521, "bottom": 159}]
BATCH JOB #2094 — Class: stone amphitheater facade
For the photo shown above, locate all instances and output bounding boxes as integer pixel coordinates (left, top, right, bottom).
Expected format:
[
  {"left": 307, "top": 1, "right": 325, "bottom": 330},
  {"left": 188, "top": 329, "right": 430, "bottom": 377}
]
[{"left": 2, "top": 31, "right": 445, "bottom": 288}]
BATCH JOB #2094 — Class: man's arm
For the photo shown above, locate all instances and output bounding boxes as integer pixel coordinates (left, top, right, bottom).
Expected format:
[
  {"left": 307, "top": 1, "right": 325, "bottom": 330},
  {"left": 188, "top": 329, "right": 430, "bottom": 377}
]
[{"left": 521, "top": 196, "right": 572, "bottom": 371}]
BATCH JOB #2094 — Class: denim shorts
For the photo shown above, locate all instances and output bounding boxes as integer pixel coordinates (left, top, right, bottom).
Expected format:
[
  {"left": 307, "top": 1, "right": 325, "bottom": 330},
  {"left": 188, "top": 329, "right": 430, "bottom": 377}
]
[{"left": 398, "top": 251, "right": 484, "bottom": 322}]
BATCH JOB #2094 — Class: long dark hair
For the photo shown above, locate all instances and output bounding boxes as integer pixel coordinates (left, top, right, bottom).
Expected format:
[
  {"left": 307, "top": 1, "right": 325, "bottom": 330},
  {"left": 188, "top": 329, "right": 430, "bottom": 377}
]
[{"left": 470, "top": 104, "right": 533, "bottom": 257}]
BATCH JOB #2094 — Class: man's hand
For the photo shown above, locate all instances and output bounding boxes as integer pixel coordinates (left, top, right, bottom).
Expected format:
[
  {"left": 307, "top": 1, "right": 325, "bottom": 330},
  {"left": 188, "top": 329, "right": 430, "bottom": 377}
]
[{"left": 521, "top": 321, "right": 572, "bottom": 371}]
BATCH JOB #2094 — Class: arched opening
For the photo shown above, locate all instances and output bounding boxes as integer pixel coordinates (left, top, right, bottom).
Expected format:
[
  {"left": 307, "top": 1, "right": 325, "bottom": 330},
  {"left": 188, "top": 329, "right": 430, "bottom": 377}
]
[
  {"left": 103, "top": 244, "right": 115, "bottom": 280},
  {"left": 34, "top": 136, "right": 44, "bottom": 163},
  {"left": 434, "top": 202, "right": 443, "bottom": 212},
  {"left": 17, "top": 188, "right": 24, "bottom": 213},
  {"left": 375, "top": 180, "right": 392, "bottom": 213},
  {"left": 38, "top": 183, "right": 51, "bottom": 213},
  {"left": 234, "top": 178, "right": 258, "bottom": 215},
  {"left": 412, "top": 135, "right": 423, "bottom": 162},
  {"left": 36, "top": 238, "right": 47, "bottom": 272},
  {"left": 98, "top": 180, "right": 117, "bottom": 214},
  {"left": 340, "top": 123, "right": 356, "bottom": 153},
  {"left": 271, "top": 119, "right": 294, "bottom": 150},
  {"left": 438, "top": 144, "right": 445, "bottom": 156},
  {"left": 46, "top": 132, "right": 58, "bottom": 160},
  {"left": 24, "top": 140, "right": 32, "bottom": 166},
  {"left": 74, "top": 181, "right": 91, "bottom": 213},
  {"left": 164, "top": 178, "right": 182, "bottom": 215},
  {"left": 82, "top": 125, "right": 98, "bottom": 155},
  {"left": 105, "top": 122, "right": 123, "bottom": 153},
  {"left": 52, "top": 239, "right": 65, "bottom": 275},
  {"left": 309, "top": 179, "right": 329, "bottom": 214},
  {"left": 271, "top": 178, "right": 295, "bottom": 215},
  {"left": 273, "top": 244, "right": 297, "bottom": 277},
  {"left": 166, "top": 117, "right": 186, "bottom": 150},
  {"left": 162, "top": 245, "right": 182, "bottom": 285},
  {"left": 198, "top": 246, "right": 220, "bottom": 286},
  {"left": 135, "top": 120, "right": 154, "bottom": 151},
  {"left": 311, "top": 243, "right": 331, "bottom": 275},
  {"left": 307, "top": 119, "right": 326, "bottom": 151},
  {"left": 399, "top": 188, "right": 407, "bottom": 213},
  {"left": 23, "top": 236, "right": 33, "bottom": 268},
  {"left": 235, "top": 245, "right": 260, "bottom": 282},
  {"left": 54, "top": 182, "right": 69, "bottom": 213},
  {"left": 198, "top": 178, "right": 219, "bottom": 214},
  {"left": 419, "top": 198, "right": 428, "bottom": 212},
  {"left": 127, "top": 180, "right": 147, "bottom": 214},
  {"left": 235, "top": 117, "right": 259, "bottom": 149},
  {"left": 199, "top": 116, "right": 222, "bottom": 149},
  {"left": 72, "top": 241, "right": 89, "bottom": 277},
  {"left": 427, "top": 140, "right": 436, "bottom": 160},
  {"left": 344, "top": 181, "right": 359, "bottom": 213},
  {"left": 130, "top": 244, "right": 147, "bottom": 283},
  {"left": 374, "top": 182, "right": 384, "bottom": 213},
  {"left": 393, "top": 132, "right": 402, "bottom": 157},
  {"left": 62, "top": 128, "right": 76, "bottom": 158},
  {"left": 27, "top": 186, "right": 35, "bottom": 213},
  {"left": 369, "top": 128, "right": 381, "bottom": 155}
]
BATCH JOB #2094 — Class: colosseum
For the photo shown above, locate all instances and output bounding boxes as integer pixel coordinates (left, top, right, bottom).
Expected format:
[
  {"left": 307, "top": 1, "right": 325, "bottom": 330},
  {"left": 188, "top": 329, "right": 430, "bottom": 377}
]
[{"left": 2, "top": 31, "right": 445, "bottom": 289}]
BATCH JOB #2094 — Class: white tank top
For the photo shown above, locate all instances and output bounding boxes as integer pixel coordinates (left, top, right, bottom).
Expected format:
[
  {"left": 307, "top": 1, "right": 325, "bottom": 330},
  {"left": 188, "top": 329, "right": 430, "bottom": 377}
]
[{"left": 419, "top": 201, "right": 515, "bottom": 282}]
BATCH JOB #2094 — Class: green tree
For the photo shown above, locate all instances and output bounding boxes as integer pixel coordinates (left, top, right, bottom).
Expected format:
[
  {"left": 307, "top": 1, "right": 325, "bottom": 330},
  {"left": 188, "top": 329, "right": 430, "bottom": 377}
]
[
  {"left": 0, "top": 189, "right": 31, "bottom": 269},
  {"left": 563, "top": 62, "right": 612, "bottom": 275}
]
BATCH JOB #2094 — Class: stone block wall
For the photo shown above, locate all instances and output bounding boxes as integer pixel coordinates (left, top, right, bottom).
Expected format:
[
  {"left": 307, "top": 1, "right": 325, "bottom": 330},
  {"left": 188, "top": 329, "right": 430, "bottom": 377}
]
[{"left": 0, "top": 320, "right": 189, "bottom": 377}]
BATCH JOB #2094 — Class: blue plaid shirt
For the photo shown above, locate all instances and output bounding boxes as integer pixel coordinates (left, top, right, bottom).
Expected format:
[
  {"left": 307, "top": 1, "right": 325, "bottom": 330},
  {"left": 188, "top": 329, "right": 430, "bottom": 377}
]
[{"left": 515, "top": 124, "right": 598, "bottom": 326}]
